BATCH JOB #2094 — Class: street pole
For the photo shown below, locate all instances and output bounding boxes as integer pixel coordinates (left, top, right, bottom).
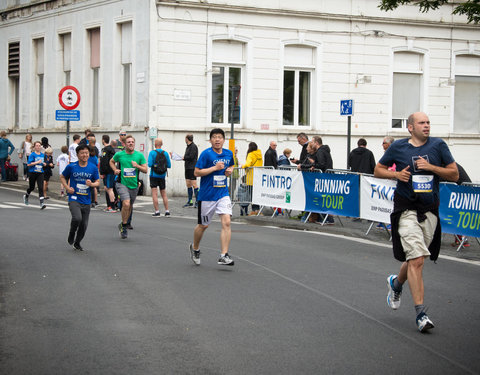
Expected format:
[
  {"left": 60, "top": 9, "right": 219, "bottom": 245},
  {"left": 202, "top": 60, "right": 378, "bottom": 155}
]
[
  {"left": 66, "top": 120, "right": 70, "bottom": 148},
  {"left": 347, "top": 115, "right": 351, "bottom": 169}
]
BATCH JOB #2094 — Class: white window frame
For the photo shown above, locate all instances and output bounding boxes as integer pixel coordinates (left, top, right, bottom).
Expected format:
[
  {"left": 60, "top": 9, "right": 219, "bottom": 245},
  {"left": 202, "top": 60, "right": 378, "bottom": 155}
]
[
  {"left": 282, "top": 68, "right": 312, "bottom": 127},
  {"left": 210, "top": 64, "right": 243, "bottom": 126},
  {"left": 390, "top": 47, "right": 429, "bottom": 130}
]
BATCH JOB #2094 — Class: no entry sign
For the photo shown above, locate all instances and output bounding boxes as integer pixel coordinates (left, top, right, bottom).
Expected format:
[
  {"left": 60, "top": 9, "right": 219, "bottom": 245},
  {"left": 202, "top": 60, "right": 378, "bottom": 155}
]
[{"left": 58, "top": 86, "right": 81, "bottom": 110}]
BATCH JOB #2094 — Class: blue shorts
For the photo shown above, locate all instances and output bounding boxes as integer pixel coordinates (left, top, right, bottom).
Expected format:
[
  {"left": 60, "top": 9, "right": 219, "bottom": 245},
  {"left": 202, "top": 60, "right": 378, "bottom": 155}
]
[{"left": 103, "top": 174, "right": 115, "bottom": 189}]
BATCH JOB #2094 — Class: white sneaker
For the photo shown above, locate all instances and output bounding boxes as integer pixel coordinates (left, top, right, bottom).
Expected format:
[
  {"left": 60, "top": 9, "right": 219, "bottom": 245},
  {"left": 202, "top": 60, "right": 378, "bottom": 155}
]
[
  {"left": 189, "top": 244, "right": 201, "bottom": 265},
  {"left": 387, "top": 275, "right": 401, "bottom": 310},
  {"left": 217, "top": 253, "right": 234, "bottom": 266},
  {"left": 416, "top": 312, "right": 434, "bottom": 332}
]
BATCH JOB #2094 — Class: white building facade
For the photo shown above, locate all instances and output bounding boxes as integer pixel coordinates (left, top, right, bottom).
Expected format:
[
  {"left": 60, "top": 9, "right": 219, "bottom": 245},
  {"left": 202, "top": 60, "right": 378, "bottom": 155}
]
[{"left": 1, "top": 0, "right": 479, "bottom": 193}]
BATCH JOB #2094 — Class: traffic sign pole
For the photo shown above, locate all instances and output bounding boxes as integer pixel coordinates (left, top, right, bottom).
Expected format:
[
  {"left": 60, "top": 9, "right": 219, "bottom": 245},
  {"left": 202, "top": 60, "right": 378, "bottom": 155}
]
[
  {"left": 347, "top": 116, "right": 351, "bottom": 169},
  {"left": 67, "top": 121, "right": 70, "bottom": 148},
  {"left": 340, "top": 99, "right": 354, "bottom": 170}
]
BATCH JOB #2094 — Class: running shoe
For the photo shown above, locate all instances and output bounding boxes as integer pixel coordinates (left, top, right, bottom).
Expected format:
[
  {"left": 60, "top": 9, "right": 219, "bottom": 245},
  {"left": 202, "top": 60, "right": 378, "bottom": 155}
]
[
  {"left": 126, "top": 223, "right": 133, "bottom": 230},
  {"left": 183, "top": 202, "right": 193, "bottom": 208},
  {"left": 194, "top": 201, "right": 198, "bottom": 208},
  {"left": 218, "top": 253, "right": 234, "bottom": 266},
  {"left": 104, "top": 207, "right": 116, "bottom": 213},
  {"left": 73, "top": 243, "right": 84, "bottom": 251},
  {"left": 164, "top": 211, "right": 171, "bottom": 217},
  {"left": 118, "top": 223, "right": 128, "bottom": 239},
  {"left": 40, "top": 202, "right": 46, "bottom": 210},
  {"left": 416, "top": 312, "right": 434, "bottom": 332},
  {"left": 387, "top": 274, "right": 402, "bottom": 310},
  {"left": 189, "top": 244, "right": 201, "bottom": 265},
  {"left": 67, "top": 232, "right": 75, "bottom": 246},
  {"left": 152, "top": 212, "right": 161, "bottom": 217},
  {"left": 23, "top": 194, "right": 29, "bottom": 205}
]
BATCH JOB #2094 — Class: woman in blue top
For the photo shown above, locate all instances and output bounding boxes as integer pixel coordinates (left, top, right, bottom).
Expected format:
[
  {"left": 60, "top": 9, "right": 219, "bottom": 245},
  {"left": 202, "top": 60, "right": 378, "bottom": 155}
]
[
  {"left": 24, "top": 141, "right": 47, "bottom": 209},
  {"left": 0, "top": 130, "right": 15, "bottom": 182}
]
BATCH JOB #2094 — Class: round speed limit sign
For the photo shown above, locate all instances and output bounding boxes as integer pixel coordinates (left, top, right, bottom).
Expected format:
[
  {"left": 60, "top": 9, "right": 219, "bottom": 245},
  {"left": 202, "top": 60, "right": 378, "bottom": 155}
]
[{"left": 58, "top": 86, "right": 81, "bottom": 110}]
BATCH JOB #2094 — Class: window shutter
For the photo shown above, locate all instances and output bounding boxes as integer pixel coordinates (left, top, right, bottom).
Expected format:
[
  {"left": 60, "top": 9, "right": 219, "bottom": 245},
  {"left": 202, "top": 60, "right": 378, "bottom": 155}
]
[{"left": 8, "top": 42, "right": 20, "bottom": 78}]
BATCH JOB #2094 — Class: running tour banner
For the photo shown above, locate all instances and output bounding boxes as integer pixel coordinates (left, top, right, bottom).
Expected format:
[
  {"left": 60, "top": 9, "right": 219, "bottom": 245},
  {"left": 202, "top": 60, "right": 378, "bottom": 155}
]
[
  {"left": 439, "top": 183, "right": 480, "bottom": 237},
  {"left": 360, "top": 175, "right": 396, "bottom": 223}
]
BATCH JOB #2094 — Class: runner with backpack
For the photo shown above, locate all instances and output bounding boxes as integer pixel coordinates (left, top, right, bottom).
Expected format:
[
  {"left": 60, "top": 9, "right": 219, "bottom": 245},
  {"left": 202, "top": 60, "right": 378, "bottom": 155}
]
[
  {"left": 148, "top": 138, "right": 171, "bottom": 217},
  {"left": 100, "top": 135, "right": 117, "bottom": 212}
]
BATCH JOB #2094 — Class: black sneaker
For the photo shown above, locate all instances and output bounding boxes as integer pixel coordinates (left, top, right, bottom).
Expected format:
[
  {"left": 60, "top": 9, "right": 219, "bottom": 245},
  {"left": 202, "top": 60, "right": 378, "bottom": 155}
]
[
  {"left": 164, "top": 211, "right": 171, "bottom": 217},
  {"left": 67, "top": 232, "right": 75, "bottom": 246},
  {"left": 40, "top": 201, "right": 46, "bottom": 210},
  {"left": 152, "top": 212, "right": 161, "bottom": 217},
  {"left": 126, "top": 223, "right": 133, "bottom": 230},
  {"left": 183, "top": 202, "right": 193, "bottom": 208},
  {"left": 217, "top": 253, "right": 234, "bottom": 266},
  {"left": 189, "top": 244, "right": 201, "bottom": 265},
  {"left": 118, "top": 223, "right": 128, "bottom": 239},
  {"left": 73, "top": 243, "right": 84, "bottom": 251}
]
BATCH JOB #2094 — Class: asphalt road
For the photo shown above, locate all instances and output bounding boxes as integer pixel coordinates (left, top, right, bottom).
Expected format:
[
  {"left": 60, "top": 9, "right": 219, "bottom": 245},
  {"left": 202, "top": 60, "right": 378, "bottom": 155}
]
[{"left": 0, "top": 186, "right": 479, "bottom": 375}]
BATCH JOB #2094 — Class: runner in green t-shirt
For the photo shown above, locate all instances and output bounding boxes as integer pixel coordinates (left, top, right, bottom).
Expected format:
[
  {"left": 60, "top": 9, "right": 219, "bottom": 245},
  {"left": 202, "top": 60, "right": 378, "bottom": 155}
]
[{"left": 110, "top": 135, "right": 147, "bottom": 239}]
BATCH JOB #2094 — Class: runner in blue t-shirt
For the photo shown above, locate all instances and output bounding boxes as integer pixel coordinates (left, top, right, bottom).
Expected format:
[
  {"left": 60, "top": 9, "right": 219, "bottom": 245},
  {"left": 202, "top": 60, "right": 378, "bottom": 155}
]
[
  {"left": 23, "top": 141, "right": 47, "bottom": 209},
  {"left": 375, "top": 112, "right": 459, "bottom": 333},
  {"left": 189, "top": 128, "right": 235, "bottom": 266},
  {"left": 60, "top": 144, "right": 100, "bottom": 251}
]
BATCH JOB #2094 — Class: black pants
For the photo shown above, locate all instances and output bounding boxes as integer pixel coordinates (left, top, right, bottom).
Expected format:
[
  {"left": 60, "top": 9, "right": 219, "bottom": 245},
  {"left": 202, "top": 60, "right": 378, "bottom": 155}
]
[
  {"left": 68, "top": 201, "right": 91, "bottom": 245},
  {"left": 26, "top": 172, "right": 44, "bottom": 197}
]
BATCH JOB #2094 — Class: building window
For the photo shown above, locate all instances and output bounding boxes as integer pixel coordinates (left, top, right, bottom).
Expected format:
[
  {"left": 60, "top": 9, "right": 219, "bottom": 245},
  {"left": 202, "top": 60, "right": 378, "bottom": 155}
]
[
  {"left": 392, "top": 51, "right": 423, "bottom": 129},
  {"left": 211, "top": 40, "right": 245, "bottom": 125},
  {"left": 454, "top": 55, "right": 480, "bottom": 134},
  {"left": 61, "top": 33, "right": 71, "bottom": 86},
  {"left": 121, "top": 22, "right": 132, "bottom": 125},
  {"left": 283, "top": 70, "right": 311, "bottom": 126},
  {"left": 283, "top": 45, "right": 314, "bottom": 127},
  {"left": 89, "top": 28, "right": 100, "bottom": 126},
  {"left": 35, "top": 38, "right": 45, "bottom": 127},
  {"left": 8, "top": 42, "right": 20, "bottom": 128},
  {"left": 211, "top": 66, "right": 241, "bottom": 124}
]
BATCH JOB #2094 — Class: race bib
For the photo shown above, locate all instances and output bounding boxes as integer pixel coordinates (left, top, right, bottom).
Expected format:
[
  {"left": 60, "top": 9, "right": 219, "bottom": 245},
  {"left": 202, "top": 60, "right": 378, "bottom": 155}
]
[
  {"left": 34, "top": 164, "right": 42, "bottom": 173},
  {"left": 412, "top": 175, "right": 433, "bottom": 193},
  {"left": 123, "top": 168, "right": 136, "bottom": 178},
  {"left": 76, "top": 183, "right": 89, "bottom": 196},
  {"left": 213, "top": 175, "right": 226, "bottom": 188}
]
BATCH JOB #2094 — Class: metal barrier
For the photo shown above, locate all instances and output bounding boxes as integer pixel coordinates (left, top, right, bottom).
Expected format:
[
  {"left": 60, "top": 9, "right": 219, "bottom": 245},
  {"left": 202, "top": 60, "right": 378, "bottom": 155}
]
[{"left": 229, "top": 166, "right": 274, "bottom": 216}]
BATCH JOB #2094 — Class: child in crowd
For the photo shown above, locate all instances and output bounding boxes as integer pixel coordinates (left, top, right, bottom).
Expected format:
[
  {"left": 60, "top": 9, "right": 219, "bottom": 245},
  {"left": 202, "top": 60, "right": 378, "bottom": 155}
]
[
  {"left": 43, "top": 147, "right": 54, "bottom": 199},
  {"left": 56, "top": 146, "right": 69, "bottom": 197}
]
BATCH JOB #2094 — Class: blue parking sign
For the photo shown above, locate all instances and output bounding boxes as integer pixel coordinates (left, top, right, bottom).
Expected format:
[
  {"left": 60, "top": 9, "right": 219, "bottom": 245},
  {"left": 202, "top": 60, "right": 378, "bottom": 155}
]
[{"left": 340, "top": 100, "right": 354, "bottom": 116}]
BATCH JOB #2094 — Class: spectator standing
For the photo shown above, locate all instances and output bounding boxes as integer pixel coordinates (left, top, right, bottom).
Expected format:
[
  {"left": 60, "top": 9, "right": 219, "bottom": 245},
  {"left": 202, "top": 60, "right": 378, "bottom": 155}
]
[
  {"left": 375, "top": 111, "right": 459, "bottom": 333},
  {"left": 182, "top": 134, "right": 199, "bottom": 207},
  {"left": 311, "top": 136, "right": 333, "bottom": 172},
  {"left": 40, "top": 137, "right": 50, "bottom": 152},
  {"left": 99, "top": 135, "right": 117, "bottom": 212},
  {"left": 291, "top": 133, "right": 309, "bottom": 165},
  {"left": 264, "top": 141, "right": 278, "bottom": 169},
  {"left": 78, "top": 129, "right": 91, "bottom": 146},
  {"left": 348, "top": 138, "right": 376, "bottom": 174},
  {"left": 69, "top": 134, "right": 81, "bottom": 163},
  {"left": 110, "top": 135, "right": 147, "bottom": 239},
  {"left": 148, "top": 138, "right": 172, "bottom": 217},
  {"left": 382, "top": 136, "right": 396, "bottom": 171},
  {"left": 43, "top": 147, "right": 54, "bottom": 199},
  {"left": 18, "top": 133, "right": 32, "bottom": 180},
  {"left": 242, "top": 142, "right": 263, "bottom": 215},
  {"left": 278, "top": 148, "right": 292, "bottom": 167},
  {"left": 23, "top": 141, "right": 46, "bottom": 209},
  {"left": 56, "top": 146, "right": 69, "bottom": 197},
  {"left": 0, "top": 131, "right": 15, "bottom": 182}
]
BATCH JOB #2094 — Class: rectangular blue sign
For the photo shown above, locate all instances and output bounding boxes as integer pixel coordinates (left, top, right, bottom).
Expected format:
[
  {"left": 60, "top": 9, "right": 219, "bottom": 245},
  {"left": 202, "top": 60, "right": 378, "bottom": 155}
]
[
  {"left": 340, "top": 99, "right": 354, "bottom": 116},
  {"left": 439, "top": 183, "right": 480, "bottom": 237},
  {"left": 303, "top": 172, "right": 359, "bottom": 217},
  {"left": 56, "top": 110, "right": 80, "bottom": 121}
]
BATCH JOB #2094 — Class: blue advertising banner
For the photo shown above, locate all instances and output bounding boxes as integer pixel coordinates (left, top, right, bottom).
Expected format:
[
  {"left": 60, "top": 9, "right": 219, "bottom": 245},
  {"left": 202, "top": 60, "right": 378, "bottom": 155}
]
[
  {"left": 303, "top": 172, "right": 359, "bottom": 217},
  {"left": 439, "top": 183, "right": 480, "bottom": 237}
]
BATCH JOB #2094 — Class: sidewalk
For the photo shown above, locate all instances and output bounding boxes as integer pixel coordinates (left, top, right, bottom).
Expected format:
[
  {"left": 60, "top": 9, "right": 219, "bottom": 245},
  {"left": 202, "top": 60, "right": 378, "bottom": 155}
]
[{"left": 2, "top": 178, "right": 479, "bottom": 262}]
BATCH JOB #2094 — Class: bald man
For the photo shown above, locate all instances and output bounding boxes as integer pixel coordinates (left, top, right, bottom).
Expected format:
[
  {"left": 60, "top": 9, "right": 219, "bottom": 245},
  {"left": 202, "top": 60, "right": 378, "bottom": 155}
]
[
  {"left": 148, "top": 138, "right": 172, "bottom": 217},
  {"left": 375, "top": 111, "right": 458, "bottom": 333}
]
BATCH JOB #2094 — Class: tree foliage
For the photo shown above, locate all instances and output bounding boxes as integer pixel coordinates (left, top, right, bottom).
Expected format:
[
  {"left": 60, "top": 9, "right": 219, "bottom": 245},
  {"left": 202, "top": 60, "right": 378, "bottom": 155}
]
[{"left": 378, "top": 0, "right": 480, "bottom": 24}]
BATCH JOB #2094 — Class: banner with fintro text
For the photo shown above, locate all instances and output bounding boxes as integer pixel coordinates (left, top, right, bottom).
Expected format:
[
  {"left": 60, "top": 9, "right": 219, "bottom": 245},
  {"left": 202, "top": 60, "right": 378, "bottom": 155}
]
[
  {"left": 360, "top": 176, "right": 396, "bottom": 223},
  {"left": 439, "top": 183, "right": 480, "bottom": 237}
]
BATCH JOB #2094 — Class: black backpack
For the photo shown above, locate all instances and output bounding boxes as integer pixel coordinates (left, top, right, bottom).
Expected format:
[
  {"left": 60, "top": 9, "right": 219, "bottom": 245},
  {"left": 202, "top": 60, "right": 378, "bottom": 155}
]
[
  {"left": 99, "top": 146, "right": 115, "bottom": 175},
  {"left": 152, "top": 150, "right": 168, "bottom": 175}
]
